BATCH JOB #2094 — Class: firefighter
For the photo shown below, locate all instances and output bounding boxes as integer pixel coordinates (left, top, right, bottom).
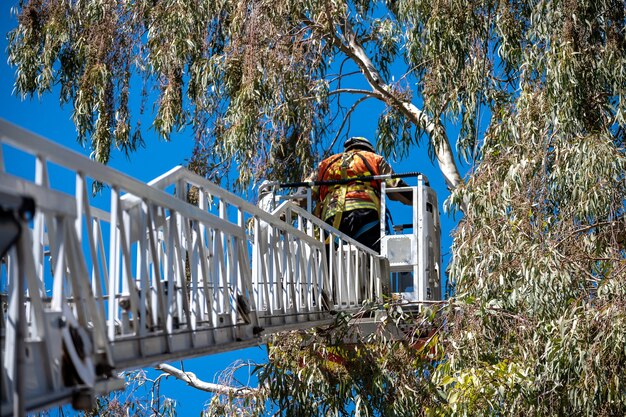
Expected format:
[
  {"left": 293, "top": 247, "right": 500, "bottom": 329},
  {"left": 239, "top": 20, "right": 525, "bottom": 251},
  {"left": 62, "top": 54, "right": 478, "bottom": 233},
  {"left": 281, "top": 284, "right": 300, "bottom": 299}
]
[{"left": 309, "top": 136, "right": 412, "bottom": 252}]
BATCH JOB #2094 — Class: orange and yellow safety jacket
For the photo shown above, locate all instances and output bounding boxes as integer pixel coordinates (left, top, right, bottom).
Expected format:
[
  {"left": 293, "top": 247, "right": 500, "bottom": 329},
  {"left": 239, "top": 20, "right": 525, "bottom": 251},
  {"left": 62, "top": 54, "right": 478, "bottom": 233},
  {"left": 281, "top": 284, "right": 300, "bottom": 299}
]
[{"left": 314, "top": 150, "right": 394, "bottom": 224}]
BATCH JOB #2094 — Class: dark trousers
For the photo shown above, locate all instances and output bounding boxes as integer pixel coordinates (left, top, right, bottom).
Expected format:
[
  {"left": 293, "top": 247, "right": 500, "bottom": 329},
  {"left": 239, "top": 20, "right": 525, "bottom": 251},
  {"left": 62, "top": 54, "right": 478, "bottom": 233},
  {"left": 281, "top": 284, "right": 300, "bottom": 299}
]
[{"left": 325, "top": 208, "right": 381, "bottom": 252}]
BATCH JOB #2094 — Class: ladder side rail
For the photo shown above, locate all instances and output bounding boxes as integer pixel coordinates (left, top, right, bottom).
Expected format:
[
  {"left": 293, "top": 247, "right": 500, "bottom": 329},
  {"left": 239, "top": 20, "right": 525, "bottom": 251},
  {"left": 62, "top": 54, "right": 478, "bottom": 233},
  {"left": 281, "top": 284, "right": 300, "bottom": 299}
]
[
  {"left": 150, "top": 175, "right": 344, "bottom": 325},
  {"left": 108, "top": 192, "right": 254, "bottom": 354},
  {"left": 114, "top": 188, "right": 377, "bottom": 353},
  {"left": 109, "top": 196, "right": 265, "bottom": 364}
]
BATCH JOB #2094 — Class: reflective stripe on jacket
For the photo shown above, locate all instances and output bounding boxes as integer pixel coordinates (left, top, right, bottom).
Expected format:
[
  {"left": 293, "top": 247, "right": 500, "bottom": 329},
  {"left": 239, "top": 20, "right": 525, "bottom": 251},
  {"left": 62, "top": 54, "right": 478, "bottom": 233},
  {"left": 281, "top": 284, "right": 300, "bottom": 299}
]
[{"left": 317, "top": 150, "right": 383, "bottom": 221}]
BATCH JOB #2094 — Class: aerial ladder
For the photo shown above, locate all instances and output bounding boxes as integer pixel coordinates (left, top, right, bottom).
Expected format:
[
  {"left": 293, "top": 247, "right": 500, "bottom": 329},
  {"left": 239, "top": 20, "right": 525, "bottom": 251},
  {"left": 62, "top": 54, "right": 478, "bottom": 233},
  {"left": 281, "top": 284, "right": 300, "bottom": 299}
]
[{"left": 0, "top": 119, "right": 441, "bottom": 416}]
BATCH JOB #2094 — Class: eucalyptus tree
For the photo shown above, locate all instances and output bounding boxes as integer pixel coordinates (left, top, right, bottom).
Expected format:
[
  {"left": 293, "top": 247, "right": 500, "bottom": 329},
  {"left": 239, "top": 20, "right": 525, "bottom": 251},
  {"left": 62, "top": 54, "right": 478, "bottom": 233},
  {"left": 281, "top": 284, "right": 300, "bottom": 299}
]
[
  {"left": 442, "top": 0, "right": 626, "bottom": 414},
  {"left": 7, "top": 0, "right": 626, "bottom": 416},
  {"left": 8, "top": 0, "right": 466, "bottom": 190}
]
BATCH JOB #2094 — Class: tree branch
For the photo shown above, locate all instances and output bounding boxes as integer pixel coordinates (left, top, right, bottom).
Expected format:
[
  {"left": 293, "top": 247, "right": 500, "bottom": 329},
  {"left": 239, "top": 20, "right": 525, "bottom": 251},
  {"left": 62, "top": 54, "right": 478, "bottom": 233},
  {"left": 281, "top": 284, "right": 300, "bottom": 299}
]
[
  {"left": 155, "top": 363, "right": 259, "bottom": 398},
  {"left": 327, "top": 88, "right": 384, "bottom": 98},
  {"left": 318, "top": 10, "right": 464, "bottom": 191},
  {"left": 325, "top": 95, "right": 375, "bottom": 157}
]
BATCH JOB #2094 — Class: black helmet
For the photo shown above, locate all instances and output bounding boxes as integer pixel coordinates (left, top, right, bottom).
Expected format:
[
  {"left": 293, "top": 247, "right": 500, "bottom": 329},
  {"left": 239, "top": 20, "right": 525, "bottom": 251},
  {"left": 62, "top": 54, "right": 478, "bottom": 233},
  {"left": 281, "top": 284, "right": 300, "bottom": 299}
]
[{"left": 344, "top": 136, "right": 375, "bottom": 153}]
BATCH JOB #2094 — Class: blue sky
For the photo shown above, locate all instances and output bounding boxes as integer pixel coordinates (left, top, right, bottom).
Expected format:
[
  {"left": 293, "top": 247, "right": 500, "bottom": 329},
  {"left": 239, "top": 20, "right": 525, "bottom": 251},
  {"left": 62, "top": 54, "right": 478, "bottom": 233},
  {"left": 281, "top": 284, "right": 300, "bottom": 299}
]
[{"left": 1, "top": 3, "right": 466, "bottom": 415}]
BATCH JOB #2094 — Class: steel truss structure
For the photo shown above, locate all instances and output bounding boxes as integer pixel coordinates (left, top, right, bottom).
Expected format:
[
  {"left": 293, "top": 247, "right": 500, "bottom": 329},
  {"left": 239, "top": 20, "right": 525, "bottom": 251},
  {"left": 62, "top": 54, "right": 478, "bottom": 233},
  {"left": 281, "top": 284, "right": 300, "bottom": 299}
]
[{"left": 0, "top": 119, "right": 440, "bottom": 416}]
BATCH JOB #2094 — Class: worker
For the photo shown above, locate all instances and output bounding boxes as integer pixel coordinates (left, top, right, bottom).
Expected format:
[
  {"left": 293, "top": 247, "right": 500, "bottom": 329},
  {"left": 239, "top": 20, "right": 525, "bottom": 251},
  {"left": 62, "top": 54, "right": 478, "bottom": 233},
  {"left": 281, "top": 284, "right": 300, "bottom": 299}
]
[{"left": 308, "top": 136, "right": 413, "bottom": 252}]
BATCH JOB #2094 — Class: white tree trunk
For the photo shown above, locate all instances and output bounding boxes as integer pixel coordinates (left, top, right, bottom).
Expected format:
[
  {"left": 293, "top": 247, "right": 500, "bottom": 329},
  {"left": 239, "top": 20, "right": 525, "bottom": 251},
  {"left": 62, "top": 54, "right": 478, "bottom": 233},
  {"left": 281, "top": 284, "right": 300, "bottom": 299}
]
[{"left": 339, "top": 19, "right": 464, "bottom": 191}]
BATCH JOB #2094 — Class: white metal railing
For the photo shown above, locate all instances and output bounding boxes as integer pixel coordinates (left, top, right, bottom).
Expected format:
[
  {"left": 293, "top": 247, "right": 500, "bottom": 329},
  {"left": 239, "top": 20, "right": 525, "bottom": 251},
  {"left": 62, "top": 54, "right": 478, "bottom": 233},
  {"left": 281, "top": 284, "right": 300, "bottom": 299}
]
[
  {"left": 0, "top": 120, "right": 388, "bottom": 415},
  {"left": 259, "top": 175, "right": 442, "bottom": 306},
  {"left": 380, "top": 180, "right": 442, "bottom": 302}
]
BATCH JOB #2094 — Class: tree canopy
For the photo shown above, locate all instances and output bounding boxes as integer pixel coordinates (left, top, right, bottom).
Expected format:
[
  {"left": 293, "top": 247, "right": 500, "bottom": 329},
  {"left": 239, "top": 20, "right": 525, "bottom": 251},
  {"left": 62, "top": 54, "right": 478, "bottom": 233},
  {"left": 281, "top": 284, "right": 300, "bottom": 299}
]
[
  {"left": 8, "top": 0, "right": 469, "bottom": 190},
  {"left": 7, "top": 0, "right": 626, "bottom": 415}
]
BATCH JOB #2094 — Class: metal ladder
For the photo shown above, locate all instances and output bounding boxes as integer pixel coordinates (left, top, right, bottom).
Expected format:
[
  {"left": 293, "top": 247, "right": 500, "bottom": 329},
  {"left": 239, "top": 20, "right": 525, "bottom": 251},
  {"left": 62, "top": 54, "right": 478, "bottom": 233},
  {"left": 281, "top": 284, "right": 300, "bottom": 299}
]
[{"left": 0, "top": 119, "right": 440, "bottom": 416}]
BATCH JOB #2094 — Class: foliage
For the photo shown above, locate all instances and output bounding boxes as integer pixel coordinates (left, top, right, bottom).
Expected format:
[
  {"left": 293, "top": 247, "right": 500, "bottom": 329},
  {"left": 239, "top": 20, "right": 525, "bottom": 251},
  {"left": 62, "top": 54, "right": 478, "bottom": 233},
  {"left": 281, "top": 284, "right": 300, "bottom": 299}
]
[
  {"left": 32, "top": 370, "right": 177, "bottom": 417},
  {"left": 7, "top": 0, "right": 468, "bottom": 190},
  {"left": 207, "top": 304, "right": 446, "bottom": 416},
  {"left": 84, "top": 370, "right": 177, "bottom": 417},
  {"left": 7, "top": 0, "right": 626, "bottom": 415},
  {"left": 443, "top": 0, "right": 626, "bottom": 415}
]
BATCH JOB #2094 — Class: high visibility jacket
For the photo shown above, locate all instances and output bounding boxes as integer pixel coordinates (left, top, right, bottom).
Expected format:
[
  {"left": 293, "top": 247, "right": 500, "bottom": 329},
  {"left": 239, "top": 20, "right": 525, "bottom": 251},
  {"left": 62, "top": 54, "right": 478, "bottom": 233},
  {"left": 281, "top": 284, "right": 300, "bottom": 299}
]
[{"left": 316, "top": 150, "right": 386, "bottom": 222}]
